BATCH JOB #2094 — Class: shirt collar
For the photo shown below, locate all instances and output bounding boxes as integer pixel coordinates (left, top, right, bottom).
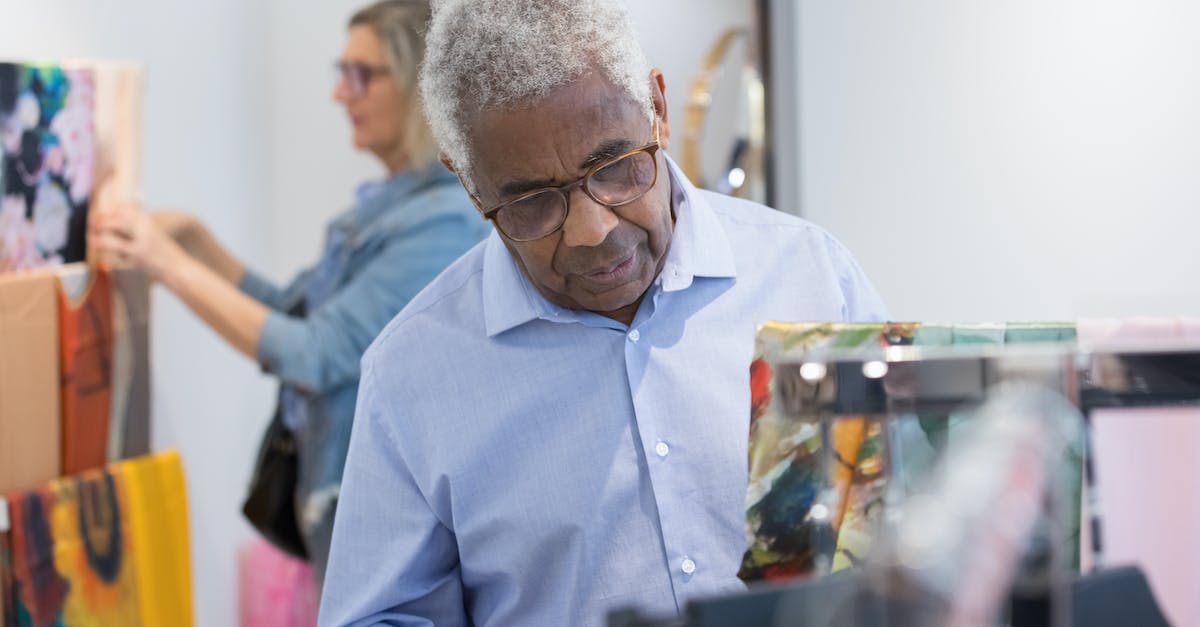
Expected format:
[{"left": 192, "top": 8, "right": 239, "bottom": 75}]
[
  {"left": 657, "top": 153, "right": 738, "bottom": 292},
  {"left": 482, "top": 154, "right": 737, "bottom": 337}
]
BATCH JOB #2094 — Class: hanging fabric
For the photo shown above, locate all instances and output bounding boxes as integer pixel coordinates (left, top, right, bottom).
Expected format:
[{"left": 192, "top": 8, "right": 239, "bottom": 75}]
[
  {"left": 57, "top": 265, "right": 114, "bottom": 476},
  {"left": 107, "top": 267, "right": 152, "bottom": 461},
  {"left": 2, "top": 450, "right": 192, "bottom": 627},
  {"left": 238, "top": 536, "right": 318, "bottom": 627}
]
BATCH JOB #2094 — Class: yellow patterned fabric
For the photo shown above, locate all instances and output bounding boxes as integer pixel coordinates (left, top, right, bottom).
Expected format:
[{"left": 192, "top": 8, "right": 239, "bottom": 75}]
[
  {"left": 122, "top": 451, "right": 192, "bottom": 627},
  {"left": 2, "top": 450, "right": 192, "bottom": 626}
]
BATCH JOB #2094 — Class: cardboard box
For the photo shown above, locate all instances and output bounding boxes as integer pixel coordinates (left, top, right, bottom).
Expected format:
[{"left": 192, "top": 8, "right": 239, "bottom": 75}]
[{"left": 0, "top": 270, "right": 61, "bottom": 493}]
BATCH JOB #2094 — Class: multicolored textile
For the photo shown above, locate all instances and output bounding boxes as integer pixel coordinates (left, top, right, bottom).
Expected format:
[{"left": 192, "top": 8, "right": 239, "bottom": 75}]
[
  {"left": 9, "top": 465, "right": 139, "bottom": 626},
  {"left": 741, "top": 322, "right": 1079, "bottom": 582},
  {"left": 0, "top": 63, "right": 94, "bottom": 271},
  {"left": 57, "top": 267, "right": 113, "bottom": 476},
  {"left": 2, "top": 450, "right": 191, "bottom": 627}
]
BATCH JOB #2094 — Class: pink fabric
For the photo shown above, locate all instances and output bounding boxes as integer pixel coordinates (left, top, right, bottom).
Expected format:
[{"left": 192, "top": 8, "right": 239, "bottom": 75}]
[
  {"left": 1078, "top": 318, "right": 1200, "bottom": 627},
  {"left": 239, "top": 537, "right": 319, "bottom": 627},
  {"left": 1077, "top": 316, "right": 1200, "bottom": 347}
]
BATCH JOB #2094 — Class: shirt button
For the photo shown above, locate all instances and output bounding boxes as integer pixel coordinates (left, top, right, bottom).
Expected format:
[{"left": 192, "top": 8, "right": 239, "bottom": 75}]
[
  {"left": 681, "top": 557, "right": 696, "bottom": 575},
  {"left": 628, "top": 329, "right": 640, "bottom": 342},
  {"left": 655, "top": 441, "right": 670, "bottom": 458}
]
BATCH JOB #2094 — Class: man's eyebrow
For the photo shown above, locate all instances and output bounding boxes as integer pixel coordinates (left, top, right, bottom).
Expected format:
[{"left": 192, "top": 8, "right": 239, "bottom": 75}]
[
  {"left": 499, "top": 177, "right": 559, "bottom": 198},
  {"left": 497, "top": 137, "right": 639, "bottom": 198},
  {"left": 581, "top": 138, "right": 636, "bottom": 169}
]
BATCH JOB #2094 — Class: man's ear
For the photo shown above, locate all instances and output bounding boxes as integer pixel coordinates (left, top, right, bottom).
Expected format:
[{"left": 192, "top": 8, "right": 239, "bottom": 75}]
[
  {"left": 443, "top": 154, "right": 485, "bottom": 211},
  {"left": 648, "top": 68, "right": 670, "bottom": 150}
]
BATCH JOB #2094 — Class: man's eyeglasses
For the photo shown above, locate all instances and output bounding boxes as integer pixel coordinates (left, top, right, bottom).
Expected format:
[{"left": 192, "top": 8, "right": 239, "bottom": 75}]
[
  {"left": 335, "top": 61, "right": 391, "bottom": 98},
  {"left": 471, "top": 121, "right": 661, "bottom": 242}
]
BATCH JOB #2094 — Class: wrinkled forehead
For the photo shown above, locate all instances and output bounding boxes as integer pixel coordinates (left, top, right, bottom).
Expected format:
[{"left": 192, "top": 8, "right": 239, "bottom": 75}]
[{"left": 464, "top": 73, "right": 650, "bottom": 188}]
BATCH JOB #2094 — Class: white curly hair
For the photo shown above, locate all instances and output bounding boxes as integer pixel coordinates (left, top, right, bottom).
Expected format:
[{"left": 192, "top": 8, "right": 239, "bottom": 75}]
[{"left": 419, "top": 0, "right": 653, "bottom": 186}]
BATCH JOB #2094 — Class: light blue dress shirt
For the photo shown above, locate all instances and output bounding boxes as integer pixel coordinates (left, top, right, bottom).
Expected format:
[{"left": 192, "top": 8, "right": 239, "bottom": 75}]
[
  {"left": 238, "top": 166, "right": 491, "bottom": 578},
  {"left": 319, "top": 160, "right": 889, "bottom": 626}
]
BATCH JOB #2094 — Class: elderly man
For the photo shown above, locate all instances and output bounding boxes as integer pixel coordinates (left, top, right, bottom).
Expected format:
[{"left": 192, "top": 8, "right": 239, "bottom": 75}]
[{"left": 319, "top": 0, "right": 888, "bottom": 625}]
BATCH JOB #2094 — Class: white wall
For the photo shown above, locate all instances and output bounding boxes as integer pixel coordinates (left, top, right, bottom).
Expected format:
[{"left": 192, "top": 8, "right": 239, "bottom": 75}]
[
  {"left": 796, "top": 0, "right": 1200, "bottom": 321},
  {"left": 263, "top": 0, "right": 381, "bottom": 280},
  {"left": 0, "top": 3, "right": 274, "bottom": 626},
  {"left": 625, "top": 1, "right": 757, "bottom": 190}
]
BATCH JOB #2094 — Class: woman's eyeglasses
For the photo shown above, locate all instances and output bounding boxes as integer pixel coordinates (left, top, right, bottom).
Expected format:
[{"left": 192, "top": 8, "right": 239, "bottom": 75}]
[{"left": 335, "top": 61, "right": 391, "bottom": 98}]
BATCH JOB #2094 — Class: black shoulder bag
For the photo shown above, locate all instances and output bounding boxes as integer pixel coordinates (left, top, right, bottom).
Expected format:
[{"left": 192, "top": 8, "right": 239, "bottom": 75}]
[{"left": 241, "top": 299, "right": 309, "bottom": 559}]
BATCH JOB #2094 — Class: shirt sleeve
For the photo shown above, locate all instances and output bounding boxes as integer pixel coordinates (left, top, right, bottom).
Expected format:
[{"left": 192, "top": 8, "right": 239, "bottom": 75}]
[
  {"left": 317, "top": 360, "right": 466, "bottom": 627},
  {"left": 238, "top": 269, "right": 285, "bottom": 310},
  {"left": 255, "top": 212, "right": 481, "bottom": 393},
  {"left": 238, "top": 267, "right": 312, "bottom": 313},
  {"left": 824, "top": 232, "right": 891, "bottom": 322}
]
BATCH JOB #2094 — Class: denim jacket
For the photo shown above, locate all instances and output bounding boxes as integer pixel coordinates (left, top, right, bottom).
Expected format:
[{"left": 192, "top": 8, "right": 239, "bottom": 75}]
[{"left": 239, "top": 165, "right": 490, "bottom": 577}]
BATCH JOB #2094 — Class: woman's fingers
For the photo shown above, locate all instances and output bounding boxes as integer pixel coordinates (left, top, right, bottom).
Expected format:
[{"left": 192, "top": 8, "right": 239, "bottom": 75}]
[
  {"left": 94, "top": 208, "right": 157, "bottom": 240},
  {"left": 90, "top": 200, "right": 142, "bottom": 229},
  {"left": 89, "top": 231, "right": 134, "bottom": 259},
  {"left": 89, "top": 220, "right": 133, "bottom": 243},
  {"left": 89, "top": 209, "right": 135, "bottom": 237}
]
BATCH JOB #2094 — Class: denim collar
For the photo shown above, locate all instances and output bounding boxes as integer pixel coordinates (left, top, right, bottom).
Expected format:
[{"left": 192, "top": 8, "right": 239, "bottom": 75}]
[{"left": 329, "top": 165, "right": 458, "bottom": 238}]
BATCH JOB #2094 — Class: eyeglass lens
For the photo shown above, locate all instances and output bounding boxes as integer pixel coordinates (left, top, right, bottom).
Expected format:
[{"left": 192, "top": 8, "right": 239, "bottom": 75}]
[
  {"left": 495, "top": 150, "right": 656, "bottom": 240},
  {"left": 337, "top": 63, "right": 377, "bottom": 96}
]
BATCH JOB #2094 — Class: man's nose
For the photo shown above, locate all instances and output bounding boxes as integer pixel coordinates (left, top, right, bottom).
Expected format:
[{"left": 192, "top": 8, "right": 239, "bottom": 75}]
[{"left": 560, "top": 190, "right": 619, "bottom": 248}]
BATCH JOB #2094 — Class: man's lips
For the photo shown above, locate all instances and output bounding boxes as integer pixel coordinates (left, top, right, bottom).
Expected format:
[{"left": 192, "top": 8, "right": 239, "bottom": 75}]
[{"left": 582, "top": 254, "right": 636, "bottom": 286}]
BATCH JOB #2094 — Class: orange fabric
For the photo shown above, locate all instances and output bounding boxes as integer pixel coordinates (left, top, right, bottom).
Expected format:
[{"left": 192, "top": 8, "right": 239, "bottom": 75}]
[{"left": 58, "top": 268, "right": 114, "bottom": 476}]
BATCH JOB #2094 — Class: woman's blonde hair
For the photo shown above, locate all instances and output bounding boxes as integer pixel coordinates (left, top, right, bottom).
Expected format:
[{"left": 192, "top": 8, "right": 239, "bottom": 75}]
[{"left": 350, "top": 0, "right": 439, "bottom": 170}]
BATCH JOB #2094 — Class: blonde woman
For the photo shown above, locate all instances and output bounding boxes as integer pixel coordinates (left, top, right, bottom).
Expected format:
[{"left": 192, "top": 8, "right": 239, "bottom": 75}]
[{"left": 90, "top": 0, "right": 489, "bottom": 578}]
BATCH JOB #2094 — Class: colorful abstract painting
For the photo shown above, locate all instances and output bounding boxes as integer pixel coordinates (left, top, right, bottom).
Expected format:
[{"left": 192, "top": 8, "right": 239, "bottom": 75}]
[
  {"left": 740, "top": 322, "right": 1081, "bottom": 582},
  {"left": 0, "top": 63, "right": 94, "bottom": 271},
  {"left": 8, "top": 468, "right": 139, "bottom": 626},
  {"left": 2, "top": 450, "right": 192, "bottom": 627}
]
